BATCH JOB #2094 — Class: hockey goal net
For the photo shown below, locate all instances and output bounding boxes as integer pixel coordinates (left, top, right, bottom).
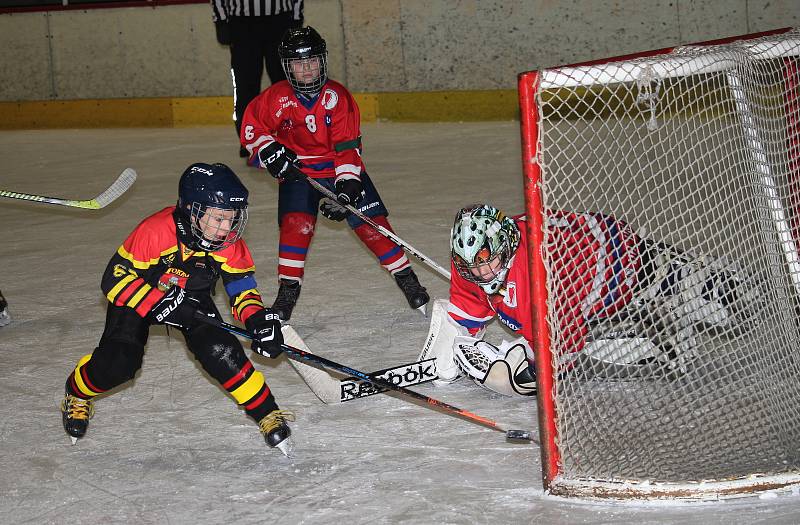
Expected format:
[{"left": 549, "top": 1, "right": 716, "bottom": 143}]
[{"left": 519, "top": 28, "right": 800, "bottom": 500}]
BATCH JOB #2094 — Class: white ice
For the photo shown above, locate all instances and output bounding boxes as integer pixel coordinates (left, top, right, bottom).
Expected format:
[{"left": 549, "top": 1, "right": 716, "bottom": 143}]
[{"left": 1, "top": 122, "right": 799, "bottom": 524}]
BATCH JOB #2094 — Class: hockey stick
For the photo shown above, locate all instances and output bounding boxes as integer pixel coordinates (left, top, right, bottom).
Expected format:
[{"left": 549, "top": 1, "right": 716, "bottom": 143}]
[
  {"left": 0, "top": 168, "right": 137, "bottom": 210},
  {"left": 300, "top": 172, "right": 451, "bottom": 280},
  {"left": 195, "top": 312, "right": 533, "bottom": 442},
  {"left": 283, "top": 323, "right": 437, "bottom": 403}
]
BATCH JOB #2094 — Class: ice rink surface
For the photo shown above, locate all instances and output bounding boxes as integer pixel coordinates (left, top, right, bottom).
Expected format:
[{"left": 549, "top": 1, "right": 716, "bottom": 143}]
[{"left": 1, "top": 122, "right": 799, "bottom": 524}]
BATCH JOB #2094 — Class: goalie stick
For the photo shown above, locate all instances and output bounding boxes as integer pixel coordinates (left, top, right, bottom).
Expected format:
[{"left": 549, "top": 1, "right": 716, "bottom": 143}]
[
  {"left": 298, "top": 170, "right": 452, "bottom": 280},
  {"left": 282, "top": 322, "right": 438, "bottom": 403},
  {"left": 196, "top": 312, "right": 534, "bottom": 442},
  {"left": 0, "top": 168, "right": 137, "bottom": 210}
]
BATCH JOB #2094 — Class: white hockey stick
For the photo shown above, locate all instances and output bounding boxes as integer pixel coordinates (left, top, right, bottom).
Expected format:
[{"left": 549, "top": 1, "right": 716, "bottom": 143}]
[
  {"left": 0, "top": 168, "right": 137, "bottom": 210},
  {"left": 283, "top": 325, "right": 438, "bottom": 404},
  {"left": 301, "top": 173, "right": 452, "bottom": 280}
]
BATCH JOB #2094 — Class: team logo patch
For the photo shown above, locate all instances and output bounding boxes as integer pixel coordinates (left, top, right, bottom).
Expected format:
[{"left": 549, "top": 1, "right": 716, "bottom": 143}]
[{"left": 322, "top": 89, "right": 338, "bottom": 110}]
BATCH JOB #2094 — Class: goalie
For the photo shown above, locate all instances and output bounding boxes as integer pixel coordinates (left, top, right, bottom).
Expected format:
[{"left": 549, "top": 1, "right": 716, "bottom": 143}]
[{"left": 420, "top": 204, "right": 762, "bottom": 396}]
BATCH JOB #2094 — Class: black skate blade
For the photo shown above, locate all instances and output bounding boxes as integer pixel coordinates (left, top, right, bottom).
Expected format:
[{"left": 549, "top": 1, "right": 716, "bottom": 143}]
[{"left": 506, "top": 429, "right": 532, "bottom": 441}]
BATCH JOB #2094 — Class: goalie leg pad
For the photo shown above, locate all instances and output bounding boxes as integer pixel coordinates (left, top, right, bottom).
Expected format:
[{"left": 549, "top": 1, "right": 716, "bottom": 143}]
[{"left": 418, "top": 299, "right": 468, "bottom": 383}]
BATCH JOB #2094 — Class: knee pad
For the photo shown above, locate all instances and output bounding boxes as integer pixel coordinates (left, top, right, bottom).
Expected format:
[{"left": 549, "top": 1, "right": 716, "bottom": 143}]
[{"left": 90, "top": 339, "right": 145, "bottom": 388}]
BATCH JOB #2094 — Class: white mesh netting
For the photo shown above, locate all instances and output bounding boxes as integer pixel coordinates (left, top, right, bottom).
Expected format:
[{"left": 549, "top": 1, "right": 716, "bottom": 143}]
[{"left": 528, "top": 30, "right": 800, "bottom": 498}]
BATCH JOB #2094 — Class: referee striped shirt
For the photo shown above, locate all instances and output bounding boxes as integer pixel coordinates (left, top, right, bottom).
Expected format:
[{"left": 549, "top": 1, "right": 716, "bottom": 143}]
[{"left": 211, "top": 0, "right": 303, "bottom": 21}]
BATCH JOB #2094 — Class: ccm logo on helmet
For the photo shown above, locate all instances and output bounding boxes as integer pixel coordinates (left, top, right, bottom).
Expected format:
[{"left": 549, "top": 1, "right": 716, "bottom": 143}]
[
  {"left": 229, "top": 197, "right": 245, "bottom": 202},
  {"left": 190, "top": 166, "right": 214, "bottom": 176}
]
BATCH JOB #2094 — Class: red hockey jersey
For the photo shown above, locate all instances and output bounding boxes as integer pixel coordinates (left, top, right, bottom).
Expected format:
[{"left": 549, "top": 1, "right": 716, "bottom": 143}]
[
  {"left": 241, "top": 79, "right": 363, "bottom": 182},
  {"left": 448, "top": 212, "right": 640, "bottom": 357}
]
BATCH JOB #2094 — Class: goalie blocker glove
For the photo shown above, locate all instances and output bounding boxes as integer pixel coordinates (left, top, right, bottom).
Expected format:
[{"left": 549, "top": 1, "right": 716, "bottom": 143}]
[
  {"left": 245, "top": 308, "right": 284, "bottom": 358},
  {"left": 258, "top": 141, "right": 303, "bottom": 182}
]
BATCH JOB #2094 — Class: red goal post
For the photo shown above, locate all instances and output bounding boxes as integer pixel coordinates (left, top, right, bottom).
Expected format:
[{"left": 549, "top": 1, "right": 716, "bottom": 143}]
[{"left": 519, "top": 28, "right": 800, "bottom": 500}]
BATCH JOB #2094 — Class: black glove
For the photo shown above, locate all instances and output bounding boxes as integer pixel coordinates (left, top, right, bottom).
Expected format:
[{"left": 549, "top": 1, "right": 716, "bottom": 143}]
[
  {"left": 245, "top": 308, "right": 284, "bottom": 358},
  {"left": 150, "top": 286, "right": 200, "bottom": 329},
  {"left": 214, "top": 20, "right": 231, "bottom": 46},
  {"left": 258, "top": 141, "right": 302, "bottom": 181},
  {"left": 334, "top": 178, "right": 364, "bottom": 207},
  {"left": 319, "top": 198, "right": 348, "bottom": 221}
]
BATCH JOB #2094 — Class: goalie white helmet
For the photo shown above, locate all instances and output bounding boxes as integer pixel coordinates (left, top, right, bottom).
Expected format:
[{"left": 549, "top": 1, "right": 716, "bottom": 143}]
[{"left": 451, "top": 204, "right": 521, "bottom": 295}]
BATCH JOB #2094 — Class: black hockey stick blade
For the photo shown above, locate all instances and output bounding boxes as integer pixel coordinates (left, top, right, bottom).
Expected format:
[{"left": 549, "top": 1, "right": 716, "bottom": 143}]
[{"left": 506, "top": 429, "right": 533, "bottom": 441}]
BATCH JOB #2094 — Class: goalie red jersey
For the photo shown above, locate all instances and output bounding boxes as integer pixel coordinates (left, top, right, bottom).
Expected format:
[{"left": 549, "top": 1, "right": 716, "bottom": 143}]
[
  {"left": 240, "top": 79, "right": 363, "bottom": 182},
  {"left": 448, "top": 212, "right": 641, "bottom": 355}
]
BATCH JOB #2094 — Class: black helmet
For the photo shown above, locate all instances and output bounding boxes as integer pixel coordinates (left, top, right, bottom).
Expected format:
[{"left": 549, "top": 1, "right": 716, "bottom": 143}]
[
  {"left": 279, "top": 26, "right": 328, "bottom": 96},
  {"left": 175, "top": 163, "right": 249, "bottom": 252}
]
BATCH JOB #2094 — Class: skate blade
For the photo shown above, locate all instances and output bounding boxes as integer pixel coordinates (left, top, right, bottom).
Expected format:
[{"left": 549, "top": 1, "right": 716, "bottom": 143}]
[
  {"left": 416, "top": 303, "right": 428, "bottom": 317},
  {"left": 0, "top": 311, "right": 10, "bottom": 327},
  {"left": 70, "top": 436, "right": 78, "bottom": 445},
  {"left": 275, "top": 437, "right": 295, "bottom": 458}
]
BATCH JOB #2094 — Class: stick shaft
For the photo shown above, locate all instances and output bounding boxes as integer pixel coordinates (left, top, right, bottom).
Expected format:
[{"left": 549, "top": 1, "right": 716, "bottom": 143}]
[
  {"left": 304, "top": 175, "right": 452, "bottom": 280},
  {"left": 0, "top": 168, "right": 137, "bottom": 210},
  {"left": 196, "top": 312, "right": 508, "bottom": 433}
]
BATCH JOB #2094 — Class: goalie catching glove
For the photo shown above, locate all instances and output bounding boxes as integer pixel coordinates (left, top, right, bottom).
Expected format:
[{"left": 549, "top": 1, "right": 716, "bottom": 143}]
[
  {"left": 258, "top": 141, "right": 303, "bottom": 182},
  {"left": 245, "top": 308, "right": 284, "bottom": 358},
  {"left": 453, "top": 336, "right": 537, "bottom": 396}
]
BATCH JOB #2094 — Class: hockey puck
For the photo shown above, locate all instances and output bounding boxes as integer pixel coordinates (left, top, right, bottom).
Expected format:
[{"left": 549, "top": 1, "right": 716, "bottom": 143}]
[{"left": 506, "top": 429, "right": 532, "bottom": 441}]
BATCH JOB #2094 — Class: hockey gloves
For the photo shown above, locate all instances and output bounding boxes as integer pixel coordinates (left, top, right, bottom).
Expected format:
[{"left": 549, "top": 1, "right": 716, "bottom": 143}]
[
  {"left": 334, "top": 178, "right": 365, "bottom": 207},
  {"left": 320, "top": 198, "right": 348, "bottom": 221},
  {"left": 245, "top": 308, "right": 284, "bottom": 358},
  {"left": 259, "top": 141, "right": 303, "bottom": 182},
  {"left": 150, "top": 286, "right": 200, "bottom": 329}
]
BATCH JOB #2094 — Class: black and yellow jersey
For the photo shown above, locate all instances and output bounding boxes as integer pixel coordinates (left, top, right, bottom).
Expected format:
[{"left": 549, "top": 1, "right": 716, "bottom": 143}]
[{"left": 102, "top": 206, "right": 265, "bottom": 323}]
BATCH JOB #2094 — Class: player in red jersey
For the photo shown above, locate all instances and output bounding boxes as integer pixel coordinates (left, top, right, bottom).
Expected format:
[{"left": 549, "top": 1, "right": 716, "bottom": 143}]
[
  {"left": 60, "top": 163, "right": 295, "bottom": 456},
  {"left": 240, "top": 26, "right": 429, "bottom": 321},
  {"left": 420, "top": 204, "right": 762, "bottom": 396}
]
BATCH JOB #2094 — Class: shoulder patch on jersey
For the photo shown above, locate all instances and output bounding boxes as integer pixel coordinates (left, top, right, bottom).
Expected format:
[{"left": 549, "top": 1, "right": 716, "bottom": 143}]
[{"left": 322, "top": 89, "right": 338, "bottom": 110}]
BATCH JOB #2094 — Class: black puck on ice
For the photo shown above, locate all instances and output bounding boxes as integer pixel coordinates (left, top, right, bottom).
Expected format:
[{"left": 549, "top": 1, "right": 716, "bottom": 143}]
[{"left": 506, "top": 429, "right": 532, "bottom": 441}]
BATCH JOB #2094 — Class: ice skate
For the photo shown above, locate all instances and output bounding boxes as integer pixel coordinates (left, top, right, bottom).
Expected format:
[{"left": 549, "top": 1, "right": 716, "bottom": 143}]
[
  {"left": 272, "top": 279, "right": 301, "bottom": 321},
  {"left": 61, "top": 394, "right": 94, "bottom": 445},
  {"left": 0, "top": 291, "right": 10, "bottom": 327},
  {"left": 394, "top": 268, "right": 429, "bottom": 316},
  {"left": 258, "top": 409, "right": 296, "bottom": 458}
]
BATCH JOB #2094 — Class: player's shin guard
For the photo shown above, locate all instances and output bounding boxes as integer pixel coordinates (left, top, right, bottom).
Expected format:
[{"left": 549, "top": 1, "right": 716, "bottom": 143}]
[{"left": 277, "top": 212, "right": 315, "bottom": 283}]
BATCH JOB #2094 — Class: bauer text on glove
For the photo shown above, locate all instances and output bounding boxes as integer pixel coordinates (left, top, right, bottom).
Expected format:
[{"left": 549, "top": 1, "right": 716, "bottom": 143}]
[{"left": 149, "top": 287, "right": 200, "bottom": 329}]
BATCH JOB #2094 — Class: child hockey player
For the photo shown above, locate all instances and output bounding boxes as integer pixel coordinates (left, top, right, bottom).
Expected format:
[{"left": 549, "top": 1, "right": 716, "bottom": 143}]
[
  {"left": 240, "top": 26, "right": 429, "bottom": 321},
  {"left": 60, "top": 162, "right": 295, "bottom": 456},
  {"left": 421, "top": 204, "right": 761, "bottom": 396}
]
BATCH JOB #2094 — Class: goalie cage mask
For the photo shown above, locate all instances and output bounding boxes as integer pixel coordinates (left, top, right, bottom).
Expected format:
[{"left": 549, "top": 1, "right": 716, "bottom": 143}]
[
  {"left": 451, "top": 204, "right": 521, "bottom": 295},
  {"left": 279, "top": 26, "right": 328, "bottom": 97},
  {"left": 176, "top": 162, "right": 249, "bottom": 252}
]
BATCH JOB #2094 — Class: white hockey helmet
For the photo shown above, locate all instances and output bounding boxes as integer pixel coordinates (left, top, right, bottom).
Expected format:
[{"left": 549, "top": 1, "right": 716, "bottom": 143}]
[{"left": 451, "top": 204, "right": 521, "bottom": 295}]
